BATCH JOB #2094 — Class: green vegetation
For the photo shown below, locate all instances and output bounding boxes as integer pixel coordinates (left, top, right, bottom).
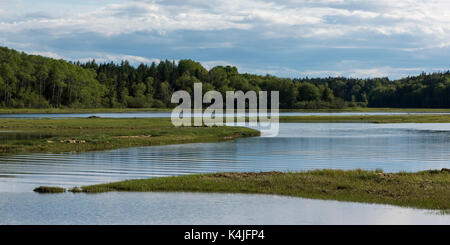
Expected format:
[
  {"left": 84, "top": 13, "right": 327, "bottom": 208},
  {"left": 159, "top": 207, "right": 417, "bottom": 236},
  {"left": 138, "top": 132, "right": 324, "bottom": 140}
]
[
  {"left": 1, "top": 114, "right": 448, "bottom": 156},
  {"left": 68, "top": 187, "right": 82, "bottom": 193},
  {"left": 70, "top": 169, "right": 450, "bottom": 210},
  {"left": 280, "top": 107, "right": 450, "bottom": 113},
  {"left": 0, "top": 118, "right": 259, "bottom": 155},
  {"left": 0, "top": 108, "right": 169, "bottom": 114},
  {"left": 33, "top": 186, "right": 66, "bottom": 193},
  {"left": 0, "top": 47, "right": 103, "bottom": 108},
  {"left": 279, "top": 114, "right": 450, "bottom": 123},
  {"left": 3, "top": 46, "right": 450, "bottom": 110},
  {"left": 4, "top": 107, "right": 450, "bottom": 114}
]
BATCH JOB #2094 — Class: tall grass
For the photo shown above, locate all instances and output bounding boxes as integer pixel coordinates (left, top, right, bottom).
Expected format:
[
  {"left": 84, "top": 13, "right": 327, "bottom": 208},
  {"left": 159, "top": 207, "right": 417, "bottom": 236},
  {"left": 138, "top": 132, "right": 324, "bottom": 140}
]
[
  {"left": 0, "top": 118, "right": 259, "bottom": 155},
  {"left": 74, "top": 169, "right": 450, "bottom": 211}
]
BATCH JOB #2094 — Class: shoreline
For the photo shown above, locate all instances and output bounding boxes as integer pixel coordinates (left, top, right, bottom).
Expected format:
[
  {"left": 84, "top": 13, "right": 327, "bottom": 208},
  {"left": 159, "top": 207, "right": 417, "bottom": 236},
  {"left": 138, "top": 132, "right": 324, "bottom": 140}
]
[
  {"left": 279, "top": 114, "right": 450, "bottom": 123},
  {"left": 3, "top": 114, "right": 450, "bottom": 155},
  {"left": 0, "top": 118, "right": 260, "bottom": 156},
  {"left": 3, "top": 116, "right": 449, "bottom": 211},
  {"left": 0, "top": 108, "right": 171, "bottom": 114},
  {"left": 35, "top": 169, "right": 450, "bottom": 211},
  {"left": 3, "top": 107, "right": 450, "bottom": 114}
]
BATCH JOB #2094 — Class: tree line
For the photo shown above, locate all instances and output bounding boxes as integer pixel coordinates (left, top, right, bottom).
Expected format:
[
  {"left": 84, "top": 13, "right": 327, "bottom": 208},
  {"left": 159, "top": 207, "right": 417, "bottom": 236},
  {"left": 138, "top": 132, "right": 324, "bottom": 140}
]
[{"left": 1, "top": 46, "right": 450, "bottom": 109}]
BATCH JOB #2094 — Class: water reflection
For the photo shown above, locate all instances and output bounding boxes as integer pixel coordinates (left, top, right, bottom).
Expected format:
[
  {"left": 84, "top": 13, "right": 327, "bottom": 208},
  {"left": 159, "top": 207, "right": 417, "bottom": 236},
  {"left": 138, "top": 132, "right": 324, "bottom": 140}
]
[
  {"left": 1, "top": 123, "right": 450, "bottom": 224},
  {"left": 0, "top": 192, "right": 448, "bottom": 225},
  {"left": 2, "top": 111, "right": 450, "bottom": 118},
  {"left": 1, "top": 123, "right": 450, "bottom": 192}
]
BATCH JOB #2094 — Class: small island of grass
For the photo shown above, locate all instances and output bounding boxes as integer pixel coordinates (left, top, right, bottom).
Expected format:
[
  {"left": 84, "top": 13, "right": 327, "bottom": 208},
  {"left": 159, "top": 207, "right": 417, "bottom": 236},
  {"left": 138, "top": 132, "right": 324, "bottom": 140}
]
[
  {"left": 56, "top": 169, "right": 450, "bottom": 211},
  {"left": 33, "top": 186, "right": 66, "bottom": 193},
  {"left": 0, "top": 117, "right": 259, "bottom": 155}
]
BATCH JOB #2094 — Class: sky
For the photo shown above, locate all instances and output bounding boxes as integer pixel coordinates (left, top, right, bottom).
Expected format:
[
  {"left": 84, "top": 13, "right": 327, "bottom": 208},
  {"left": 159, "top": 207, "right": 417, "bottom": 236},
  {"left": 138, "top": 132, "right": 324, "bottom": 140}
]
[{"left": 1, "top": 0, "right": 450, "bottom": 79}]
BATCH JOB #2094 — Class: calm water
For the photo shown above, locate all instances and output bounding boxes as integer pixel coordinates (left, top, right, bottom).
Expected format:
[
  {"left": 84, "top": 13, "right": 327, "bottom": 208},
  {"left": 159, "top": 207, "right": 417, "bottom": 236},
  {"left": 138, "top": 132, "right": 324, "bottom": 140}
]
[
  {"left": 0, "top": 122, "right": 449, "bottom": 224},
  {"left": 1, "top": 111, "right": 450, "bottom": 118},
  {"left": 1, "top": 123, "right": 450, "bottom": 192},
  {"left": 1, "top": 192, "right": 448, "bottom": 225}
]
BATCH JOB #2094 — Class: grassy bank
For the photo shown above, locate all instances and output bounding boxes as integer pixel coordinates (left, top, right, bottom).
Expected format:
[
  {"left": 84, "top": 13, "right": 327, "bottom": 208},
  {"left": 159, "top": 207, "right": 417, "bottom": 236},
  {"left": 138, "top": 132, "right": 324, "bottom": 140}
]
[
  {"left": 60, "top": 169, "right": 450, "bottom": 211},
  {"left": 0, "top": 108, "right": 170, "bottom": 114},
  {"left": 0, "top": 118, "right": 259, "bottom": 155},
  {"left": 3, "top": 107, "right": 450, "bottom": 114},
  {"left": 280, "top": 107, "right": 450, "bottom": 113},
  {"left": 279, "top": 114, "right": 450, "bottom": 123},
  {"left": 33, "top": 186, "right": 66, "bottom": 193}
]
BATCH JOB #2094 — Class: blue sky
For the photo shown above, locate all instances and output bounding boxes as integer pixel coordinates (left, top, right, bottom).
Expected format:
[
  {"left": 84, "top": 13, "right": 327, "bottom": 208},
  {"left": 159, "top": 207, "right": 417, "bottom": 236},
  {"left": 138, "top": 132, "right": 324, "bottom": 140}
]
[{"left": 1, "top": 0, "right": 450, "bottom": 79}]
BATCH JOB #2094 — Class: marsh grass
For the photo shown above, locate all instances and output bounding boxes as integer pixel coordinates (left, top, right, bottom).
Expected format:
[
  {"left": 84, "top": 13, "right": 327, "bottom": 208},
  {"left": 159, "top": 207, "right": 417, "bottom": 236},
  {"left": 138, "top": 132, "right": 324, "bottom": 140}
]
[
  {"left": 279, "top": 114, "right": 450, "bottom": 123},
  {"left": 279, "top": 108, "right": 450, "bottom": 113},
  {"left": 33, "top": 186, "right": 66, "bottom": 193},
  {"left": 0, "top": 108, "right": 170, "bottom": 114},
  {"left": 76, "top": 169, "right": 450, "bottom": 210},
  {"left": 69, "top": 187, "right": 82, "bottom": 193},
  {"left": 0, "top": 118, "right": 259, "bottom": 155},
  {"left": 3, "top": 107, "right": 450, "bottom": 114}
]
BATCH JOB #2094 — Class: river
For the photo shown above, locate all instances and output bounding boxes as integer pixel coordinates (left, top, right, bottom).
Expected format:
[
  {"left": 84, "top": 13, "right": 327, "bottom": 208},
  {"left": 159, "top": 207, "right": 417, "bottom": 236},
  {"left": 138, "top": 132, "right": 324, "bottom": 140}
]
[{"left": 0, "top": 114, "right": 449, "bottom": 224}]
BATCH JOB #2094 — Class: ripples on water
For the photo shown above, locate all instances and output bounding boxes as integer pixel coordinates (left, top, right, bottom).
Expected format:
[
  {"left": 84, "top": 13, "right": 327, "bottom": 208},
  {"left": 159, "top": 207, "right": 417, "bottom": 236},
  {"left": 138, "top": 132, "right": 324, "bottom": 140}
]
[
  {"left": 1, "top": 122, "right": 450, "bottom": 224},
  {"left": 1, "top": 123, "right": 450, "bottom": 192}
]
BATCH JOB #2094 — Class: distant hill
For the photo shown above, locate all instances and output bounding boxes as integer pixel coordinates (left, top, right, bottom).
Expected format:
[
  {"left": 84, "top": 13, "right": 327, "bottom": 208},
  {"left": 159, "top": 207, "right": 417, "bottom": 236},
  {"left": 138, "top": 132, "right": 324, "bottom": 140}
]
[{"left": 1, "top": 46, "right": 450, "bottom": 109}]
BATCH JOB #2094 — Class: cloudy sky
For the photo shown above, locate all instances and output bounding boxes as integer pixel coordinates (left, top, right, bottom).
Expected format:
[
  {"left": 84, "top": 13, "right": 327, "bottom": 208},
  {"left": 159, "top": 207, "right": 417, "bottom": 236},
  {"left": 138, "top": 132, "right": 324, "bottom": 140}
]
[{"left": 1, "top": 0, "right": 450, "bottom": 79}]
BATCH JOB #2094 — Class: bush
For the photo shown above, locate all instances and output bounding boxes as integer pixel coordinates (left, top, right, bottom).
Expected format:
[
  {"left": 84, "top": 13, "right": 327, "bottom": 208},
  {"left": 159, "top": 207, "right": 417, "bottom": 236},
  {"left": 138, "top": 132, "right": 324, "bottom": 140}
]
[
  {"left": 33, "top": 186, "right": 66, "bottom": 193},
  {"left": 152, "top": 99, "right": 166, "bottom": 108},
  {"left": 127, "top": 96, "right": 151, "bottom": 108}
]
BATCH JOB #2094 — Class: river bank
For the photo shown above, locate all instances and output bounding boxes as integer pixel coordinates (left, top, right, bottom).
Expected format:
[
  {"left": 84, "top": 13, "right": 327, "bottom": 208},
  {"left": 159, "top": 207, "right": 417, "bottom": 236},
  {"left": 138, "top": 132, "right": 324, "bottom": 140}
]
[
  {"left": 3, "top": 107, "right": 450, "bottom": 114},
  {"left": 279, "top": 114, "right": 450, "bottom": 123},
  {"left": 0, "top": 118, "right": 259, "bottom": 155},
  {"left": 3, "top": 114, "right": 450, "bottom": 156},
  {"left": 40, "top": 169, "right": 450, "bottom": 211}
]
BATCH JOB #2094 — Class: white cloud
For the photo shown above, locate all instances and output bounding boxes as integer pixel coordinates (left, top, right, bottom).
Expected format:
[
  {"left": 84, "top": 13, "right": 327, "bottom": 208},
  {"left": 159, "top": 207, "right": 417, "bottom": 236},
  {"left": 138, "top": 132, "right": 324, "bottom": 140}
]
[
  {"left": 200, "top": 60, "right": 235, "bottom": 70},
  {"left": 75, "top": 53, "right": 160, "bottom": 65},
  {"left": 241, "top": 63, "right": 449, "bottom": 79},
  {"left": 105, "top": 54, "right": 159, "bottom": 64},
  {"left": 1, "top": 0, "right": 450, "bottom": 48},
  {"left": 2, "top": 0, "right": 450, "bottom": 79},
  {"left": 0, "top": 39, "right": 34, "bottom": 49},
  {"left": 8, "top": 47, "right": 159, "bottom": 66},
  {"left": 30, "top": 51, "right": 63, "bottom": 59},
  {"left": 300, "top": 66, "right": 449, "bottom": 79},
  {"left": 346, "top": 67, "right": 439, "bottom": 79},
  {"left": 172, "top": 42, "right": 235, "bottom": 50}
]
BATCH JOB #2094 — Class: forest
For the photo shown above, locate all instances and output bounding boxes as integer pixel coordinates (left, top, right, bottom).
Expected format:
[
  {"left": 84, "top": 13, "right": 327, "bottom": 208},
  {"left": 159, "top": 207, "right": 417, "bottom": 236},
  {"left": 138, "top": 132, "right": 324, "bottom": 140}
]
[{"left": 1, "top": 46, "right": 450, "bottom": 109}]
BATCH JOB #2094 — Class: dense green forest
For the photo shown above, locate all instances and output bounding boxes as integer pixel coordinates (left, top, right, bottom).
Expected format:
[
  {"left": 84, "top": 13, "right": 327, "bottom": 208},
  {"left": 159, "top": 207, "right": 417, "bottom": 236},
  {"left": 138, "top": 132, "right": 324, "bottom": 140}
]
[{"left": 1, "top": 46, "right": 450, "bottom": 109}]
